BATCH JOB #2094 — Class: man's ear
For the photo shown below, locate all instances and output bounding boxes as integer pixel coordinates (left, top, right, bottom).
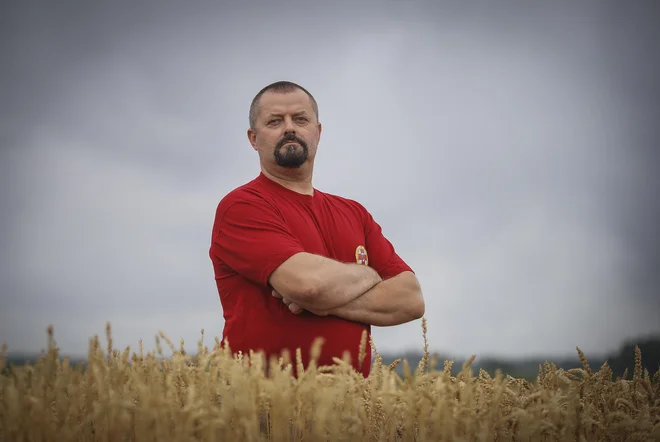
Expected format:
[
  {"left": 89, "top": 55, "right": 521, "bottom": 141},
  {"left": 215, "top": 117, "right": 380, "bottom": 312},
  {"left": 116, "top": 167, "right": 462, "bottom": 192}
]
[{"left": 247, "top": 128, "right": 257, "bottom": 151}]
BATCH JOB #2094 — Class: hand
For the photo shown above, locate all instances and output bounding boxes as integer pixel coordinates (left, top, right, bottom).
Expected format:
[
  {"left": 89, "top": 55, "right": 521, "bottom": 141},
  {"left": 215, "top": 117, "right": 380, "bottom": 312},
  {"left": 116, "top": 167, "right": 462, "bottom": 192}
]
[{"left": 272, "top": 290, "right": 304, "bottom": 314}]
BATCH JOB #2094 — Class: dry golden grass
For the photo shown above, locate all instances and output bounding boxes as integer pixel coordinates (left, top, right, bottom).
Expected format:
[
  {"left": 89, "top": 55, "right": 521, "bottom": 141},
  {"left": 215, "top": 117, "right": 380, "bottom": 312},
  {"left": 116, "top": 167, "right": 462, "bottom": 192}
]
[{"left": 1, "top": 319, "right": 659, "bottom": 441}]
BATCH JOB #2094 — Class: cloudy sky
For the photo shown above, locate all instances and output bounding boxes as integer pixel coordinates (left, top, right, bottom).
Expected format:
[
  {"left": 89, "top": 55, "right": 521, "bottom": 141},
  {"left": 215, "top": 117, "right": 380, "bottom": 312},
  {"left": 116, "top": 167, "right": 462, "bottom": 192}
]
[{"left": 1, "top": 1, "right": 659, "bottom": 362}]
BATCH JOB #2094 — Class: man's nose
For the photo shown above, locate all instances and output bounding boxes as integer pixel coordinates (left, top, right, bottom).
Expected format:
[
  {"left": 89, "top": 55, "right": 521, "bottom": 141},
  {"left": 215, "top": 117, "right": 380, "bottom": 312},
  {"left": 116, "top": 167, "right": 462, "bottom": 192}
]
[{"left": 283, "top": 117, "right": 296, "bottom": 133}]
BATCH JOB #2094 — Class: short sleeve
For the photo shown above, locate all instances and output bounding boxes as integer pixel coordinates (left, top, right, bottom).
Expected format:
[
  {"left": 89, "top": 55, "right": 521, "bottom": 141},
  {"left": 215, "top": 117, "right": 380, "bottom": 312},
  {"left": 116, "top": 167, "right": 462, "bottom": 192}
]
[
  {"left": 362, "top": 208, "right": 414, "bottom": 280},
  {"left": 211, "top": 199, "right": 306, "bottom": 287}
]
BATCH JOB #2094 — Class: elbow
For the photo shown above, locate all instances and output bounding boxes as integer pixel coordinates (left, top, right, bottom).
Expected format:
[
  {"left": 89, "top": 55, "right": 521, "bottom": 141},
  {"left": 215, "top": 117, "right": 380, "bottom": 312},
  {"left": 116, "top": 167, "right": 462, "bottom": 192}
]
[
  {"left": 404, "top": 274, "right": 425, "bottom": 320},
  {"left": 406, "top": 278, "right": 425, "bottom": 320},
  {"left": 409, "top": 293, "right": 425, "bottom": 320},
  {"left": 415, "top": 300, "right": 426, "bottom": 320}
]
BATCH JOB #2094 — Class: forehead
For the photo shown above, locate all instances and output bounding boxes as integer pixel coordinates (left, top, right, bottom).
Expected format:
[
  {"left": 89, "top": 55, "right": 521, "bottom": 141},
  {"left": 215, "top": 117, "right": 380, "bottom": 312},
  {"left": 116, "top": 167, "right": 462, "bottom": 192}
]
[{"left": 258, "top": 89, "right": 314, "bottom": 116}]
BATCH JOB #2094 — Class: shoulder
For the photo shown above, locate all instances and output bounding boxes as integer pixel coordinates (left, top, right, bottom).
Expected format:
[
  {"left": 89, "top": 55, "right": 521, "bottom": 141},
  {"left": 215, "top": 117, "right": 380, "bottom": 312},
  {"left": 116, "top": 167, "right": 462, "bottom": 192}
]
[{"left": 214, "top": 176, "right": 277, "bottom": 221}]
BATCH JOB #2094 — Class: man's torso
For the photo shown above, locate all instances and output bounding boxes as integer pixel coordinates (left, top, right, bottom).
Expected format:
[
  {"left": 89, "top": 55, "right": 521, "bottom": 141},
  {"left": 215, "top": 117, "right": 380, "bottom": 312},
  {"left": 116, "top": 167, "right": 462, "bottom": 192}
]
[{"left": 210, "top": 173, "right": 373, "bottom": 376}]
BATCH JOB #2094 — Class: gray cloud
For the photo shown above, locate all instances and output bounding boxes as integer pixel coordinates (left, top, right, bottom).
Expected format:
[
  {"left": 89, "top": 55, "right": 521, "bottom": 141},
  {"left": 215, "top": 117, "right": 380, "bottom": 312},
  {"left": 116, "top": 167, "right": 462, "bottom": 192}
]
[{"left": 1, "top": 0, "right": 658, "bottom": 360}]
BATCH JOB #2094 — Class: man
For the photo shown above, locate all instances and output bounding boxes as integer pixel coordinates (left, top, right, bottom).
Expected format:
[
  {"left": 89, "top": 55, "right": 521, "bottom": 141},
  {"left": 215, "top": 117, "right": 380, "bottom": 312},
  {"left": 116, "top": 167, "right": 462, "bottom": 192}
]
[{"left": 209, "top": 81, "right": 424, "bottom": 378}]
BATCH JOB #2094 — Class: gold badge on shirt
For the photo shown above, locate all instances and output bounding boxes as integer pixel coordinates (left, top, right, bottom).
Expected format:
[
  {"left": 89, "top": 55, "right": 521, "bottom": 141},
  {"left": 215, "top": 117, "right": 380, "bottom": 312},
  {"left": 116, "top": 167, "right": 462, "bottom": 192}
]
[{"left": 355, "top": 245, "right": 368, "bottom": 266}]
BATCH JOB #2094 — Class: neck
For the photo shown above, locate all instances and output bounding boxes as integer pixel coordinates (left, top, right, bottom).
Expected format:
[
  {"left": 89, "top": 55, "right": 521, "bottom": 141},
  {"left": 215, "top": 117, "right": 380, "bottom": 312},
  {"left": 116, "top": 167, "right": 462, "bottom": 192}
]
[{"left": 260, "top": 165, "right": 314, "bottom": 196}]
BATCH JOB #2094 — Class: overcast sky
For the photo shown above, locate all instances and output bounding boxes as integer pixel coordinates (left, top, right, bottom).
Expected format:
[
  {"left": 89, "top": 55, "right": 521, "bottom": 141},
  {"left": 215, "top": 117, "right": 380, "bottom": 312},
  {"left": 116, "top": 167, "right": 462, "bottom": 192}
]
[{"left": 1, "top": 1, "right": 659, "bottom": 362}]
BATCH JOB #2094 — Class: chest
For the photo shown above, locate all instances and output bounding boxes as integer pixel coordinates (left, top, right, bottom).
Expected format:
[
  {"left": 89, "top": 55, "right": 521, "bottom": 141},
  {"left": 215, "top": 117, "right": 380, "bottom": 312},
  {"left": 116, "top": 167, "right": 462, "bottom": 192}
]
[{"left": 278, "top": 198, "right": 366, "bottom": 264}]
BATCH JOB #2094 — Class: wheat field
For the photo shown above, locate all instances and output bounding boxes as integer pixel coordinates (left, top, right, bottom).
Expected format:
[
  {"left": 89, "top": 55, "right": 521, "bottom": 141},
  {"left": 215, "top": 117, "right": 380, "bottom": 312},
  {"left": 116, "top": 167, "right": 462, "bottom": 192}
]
[{"left": 1, "top": 319, "right": 658, "bottom": 441}]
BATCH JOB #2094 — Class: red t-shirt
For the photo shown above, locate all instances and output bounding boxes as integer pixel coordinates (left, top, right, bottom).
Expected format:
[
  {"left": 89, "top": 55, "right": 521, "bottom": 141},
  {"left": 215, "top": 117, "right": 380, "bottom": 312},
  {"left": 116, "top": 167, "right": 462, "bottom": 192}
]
[{"left": 209, "top": 172, "right": 413, "bottom": 377}]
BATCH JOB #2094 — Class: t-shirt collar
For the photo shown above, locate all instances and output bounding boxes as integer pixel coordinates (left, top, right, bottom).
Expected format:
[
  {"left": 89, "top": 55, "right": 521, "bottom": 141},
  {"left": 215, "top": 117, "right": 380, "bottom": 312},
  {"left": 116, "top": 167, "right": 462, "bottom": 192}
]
[{"left": 257, "top": 172, "right": 316, "bottom": 203}]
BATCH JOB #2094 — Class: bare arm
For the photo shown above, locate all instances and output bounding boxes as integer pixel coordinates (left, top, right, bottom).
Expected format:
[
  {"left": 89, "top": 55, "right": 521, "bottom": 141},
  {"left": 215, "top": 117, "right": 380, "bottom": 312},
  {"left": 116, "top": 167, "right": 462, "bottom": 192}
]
[
  {"left": 268, "top": 252, "right": 383, "bottom": 311},
  {"left": 296, "top": 271, "right": 425, "bottom": 327}
]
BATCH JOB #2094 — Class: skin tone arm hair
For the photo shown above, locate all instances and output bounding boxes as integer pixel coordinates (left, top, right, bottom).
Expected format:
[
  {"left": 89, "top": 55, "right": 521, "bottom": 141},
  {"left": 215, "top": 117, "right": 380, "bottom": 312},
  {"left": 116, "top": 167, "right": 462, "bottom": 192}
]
[
  {"left": 268, "top": 252, "right": 383, "bottom": 311},
  {"left": 273, "top": 270, "right": 425, "bottom": 327}
]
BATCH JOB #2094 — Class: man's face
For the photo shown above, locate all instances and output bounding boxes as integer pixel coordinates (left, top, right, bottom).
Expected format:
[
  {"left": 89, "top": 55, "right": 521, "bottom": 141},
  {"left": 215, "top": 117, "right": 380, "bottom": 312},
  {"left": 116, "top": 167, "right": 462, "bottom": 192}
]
[{"left": 248, "top": 89, "right": 322, "bottom": 169}]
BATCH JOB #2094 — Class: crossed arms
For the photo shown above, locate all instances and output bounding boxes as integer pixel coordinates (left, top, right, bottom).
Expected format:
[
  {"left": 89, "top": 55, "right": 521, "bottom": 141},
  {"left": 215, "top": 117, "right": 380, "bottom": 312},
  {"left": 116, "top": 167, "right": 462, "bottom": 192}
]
[
  {"left": 212, "top": 198, "right": 425, "bottom": 327},
  {"left": 268, "top": 252, "right": 425, "bottom": 326}
]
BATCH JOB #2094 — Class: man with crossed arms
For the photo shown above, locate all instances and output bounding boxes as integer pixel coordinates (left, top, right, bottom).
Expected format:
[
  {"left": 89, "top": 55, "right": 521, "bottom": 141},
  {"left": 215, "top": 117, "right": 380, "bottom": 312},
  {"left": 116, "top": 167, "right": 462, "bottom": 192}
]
[{"left": 209, "top": 81, "right": 425, "bottom": 377}]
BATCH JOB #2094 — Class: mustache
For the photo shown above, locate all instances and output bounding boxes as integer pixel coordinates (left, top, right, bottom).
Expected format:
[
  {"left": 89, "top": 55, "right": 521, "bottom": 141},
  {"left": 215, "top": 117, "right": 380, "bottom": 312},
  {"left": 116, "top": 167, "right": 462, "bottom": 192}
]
[{"left": 276, "top": 134, "right": 307, "bottom": 149}]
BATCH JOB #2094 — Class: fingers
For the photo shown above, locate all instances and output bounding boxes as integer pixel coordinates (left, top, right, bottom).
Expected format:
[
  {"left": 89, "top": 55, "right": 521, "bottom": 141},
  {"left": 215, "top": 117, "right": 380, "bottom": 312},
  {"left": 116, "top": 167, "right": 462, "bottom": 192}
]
[
  {"left": 288, "top": 302, "right": 303, "bottom": 314},
  {"left": 272, "top": 290, "right": 303, "bottom": 314}
]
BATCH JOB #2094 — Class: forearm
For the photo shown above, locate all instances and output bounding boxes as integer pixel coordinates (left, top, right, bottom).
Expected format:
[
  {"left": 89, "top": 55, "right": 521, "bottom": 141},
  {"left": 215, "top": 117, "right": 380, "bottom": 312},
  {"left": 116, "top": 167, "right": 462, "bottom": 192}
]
[
  {"left": 299, "top": 261, "right": 382, "bottom": 311},
  {"left": 320, "top": 271, "right": 424, "bottom": 326},
  {"left": 269, "top": 252, "right": 382, "bottom": 311}
]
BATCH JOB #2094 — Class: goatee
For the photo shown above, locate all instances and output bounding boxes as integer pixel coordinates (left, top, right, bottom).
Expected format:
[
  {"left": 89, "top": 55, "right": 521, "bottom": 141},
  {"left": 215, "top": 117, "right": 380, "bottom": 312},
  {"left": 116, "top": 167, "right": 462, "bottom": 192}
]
[{"left": 274, "top": 134, "right": 309, "bottom": 168}]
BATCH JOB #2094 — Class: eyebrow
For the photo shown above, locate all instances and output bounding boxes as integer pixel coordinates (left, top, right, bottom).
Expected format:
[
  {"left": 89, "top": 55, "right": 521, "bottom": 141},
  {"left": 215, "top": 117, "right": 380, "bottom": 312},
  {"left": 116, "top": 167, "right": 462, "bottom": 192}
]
[{"left": 265, "top": 110, "right": 309, "bottom": 118}]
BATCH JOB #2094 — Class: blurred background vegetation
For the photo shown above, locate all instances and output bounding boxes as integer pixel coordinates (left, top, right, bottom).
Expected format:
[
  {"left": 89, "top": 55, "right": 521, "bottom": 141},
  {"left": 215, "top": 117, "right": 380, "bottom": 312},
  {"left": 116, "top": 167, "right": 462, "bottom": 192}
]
[
  {"left": 378, "top": 335, "right": 660, "bottom": 381},
  {"left": 4, "top": 335, "right": 659, "bottom": 381}
]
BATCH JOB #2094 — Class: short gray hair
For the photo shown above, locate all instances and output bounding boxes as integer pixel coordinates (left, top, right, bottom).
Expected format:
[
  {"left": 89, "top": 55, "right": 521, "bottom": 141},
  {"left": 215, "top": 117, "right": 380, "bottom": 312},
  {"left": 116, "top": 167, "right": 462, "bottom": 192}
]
[{"left": 249, "top": 81, "right": 319, "bottom": 130}]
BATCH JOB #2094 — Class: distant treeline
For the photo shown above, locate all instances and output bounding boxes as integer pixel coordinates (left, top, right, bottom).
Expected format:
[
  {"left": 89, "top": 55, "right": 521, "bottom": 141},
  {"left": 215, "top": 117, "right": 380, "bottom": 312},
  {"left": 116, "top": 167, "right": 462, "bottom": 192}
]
[
  {"left": 4, "top": 335, "right": 659, "bottom": 381},
  {"left": 378, "top": 335, "right": 660, "bottom": 381}
]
